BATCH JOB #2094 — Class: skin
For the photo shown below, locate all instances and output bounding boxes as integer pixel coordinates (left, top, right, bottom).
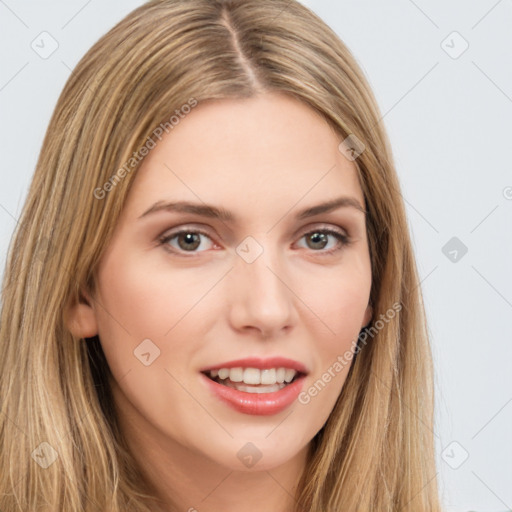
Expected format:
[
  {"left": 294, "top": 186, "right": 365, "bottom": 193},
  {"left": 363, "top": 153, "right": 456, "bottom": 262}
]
[{"left": 66, "top": 92, "right": 373, "bottom": 512}]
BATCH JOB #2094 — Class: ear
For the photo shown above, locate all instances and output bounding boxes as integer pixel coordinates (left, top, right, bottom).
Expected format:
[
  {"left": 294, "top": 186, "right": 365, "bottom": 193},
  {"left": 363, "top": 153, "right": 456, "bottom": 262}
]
[
  {"left": 362, "top": 302, "right": 373, "bottom": 329},
  {"left": 64, "top": 289, "right": 99, "bottom": 339}
]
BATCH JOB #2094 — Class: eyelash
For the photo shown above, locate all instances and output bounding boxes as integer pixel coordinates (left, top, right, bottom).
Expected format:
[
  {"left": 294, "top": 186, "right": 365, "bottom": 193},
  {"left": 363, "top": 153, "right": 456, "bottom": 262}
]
[{"left": 157, "top": 225, "right": 352, "bottom": 257}]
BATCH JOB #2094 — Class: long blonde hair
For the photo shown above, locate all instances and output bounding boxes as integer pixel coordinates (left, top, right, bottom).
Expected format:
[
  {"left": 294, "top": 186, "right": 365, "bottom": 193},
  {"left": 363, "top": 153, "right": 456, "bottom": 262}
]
[{"left": 0, "top": 0, "right": 441, "bottom": 510}]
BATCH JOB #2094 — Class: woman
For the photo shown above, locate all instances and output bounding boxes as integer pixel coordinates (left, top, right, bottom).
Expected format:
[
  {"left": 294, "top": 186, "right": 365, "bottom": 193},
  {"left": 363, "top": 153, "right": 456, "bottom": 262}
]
[{"left": 0, "top": 0, "right": 442, "bottom": 510}]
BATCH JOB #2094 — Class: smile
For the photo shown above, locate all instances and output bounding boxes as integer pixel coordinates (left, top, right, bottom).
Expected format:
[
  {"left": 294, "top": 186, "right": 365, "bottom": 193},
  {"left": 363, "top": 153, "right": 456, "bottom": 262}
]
[
  {"left": 200, "top": 369, "right": 307, "bottom": 416},
  {"left": 204, "top": 367, "right": 300, "bottom": 391}
]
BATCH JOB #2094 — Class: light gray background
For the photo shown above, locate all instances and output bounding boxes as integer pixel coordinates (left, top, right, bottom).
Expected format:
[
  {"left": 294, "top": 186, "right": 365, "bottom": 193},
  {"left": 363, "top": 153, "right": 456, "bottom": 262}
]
[{"left": 1, "top": 1, "right": 511, "bottom": 511}]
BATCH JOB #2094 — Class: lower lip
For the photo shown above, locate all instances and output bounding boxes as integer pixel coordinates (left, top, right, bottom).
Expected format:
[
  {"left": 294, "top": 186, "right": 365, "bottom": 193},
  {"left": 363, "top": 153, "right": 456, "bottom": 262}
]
[{"left": 200, "top": 373, "right": 306, "bottom": 416}]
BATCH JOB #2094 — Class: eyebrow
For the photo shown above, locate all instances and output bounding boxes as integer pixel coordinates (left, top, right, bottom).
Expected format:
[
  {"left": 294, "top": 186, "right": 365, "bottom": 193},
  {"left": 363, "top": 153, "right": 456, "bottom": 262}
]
[{"left": 138, "top": 195, "right": 367, "bottom": 222}]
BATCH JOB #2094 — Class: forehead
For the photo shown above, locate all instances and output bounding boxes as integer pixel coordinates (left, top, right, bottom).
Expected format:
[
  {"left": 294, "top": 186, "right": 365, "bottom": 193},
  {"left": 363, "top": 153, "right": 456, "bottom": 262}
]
[{"left": 125, "top": 93, "right": 364, "bottom": 220}]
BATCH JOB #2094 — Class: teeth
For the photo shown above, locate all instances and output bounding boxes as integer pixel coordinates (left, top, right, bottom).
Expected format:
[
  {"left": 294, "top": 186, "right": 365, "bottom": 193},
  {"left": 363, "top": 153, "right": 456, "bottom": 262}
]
[
  {"left": 284, "top": 369, "right": 296, "bottom": 383},
  {"left": 229, "top": 367, "right": 244, "bottom": 382},
  {"left": 222, "top": 380, "right": 287, "bottom": 393},
  {"left": 218, "top": 368, "right": 229, "bottom": 380},
  {"left": 244, "top": 368, "right": 261, "bottom": 385},
  {"left": 208, "top": 367, "right": 299, "bottom": 385},
  {"left": 260, "top": 368, "right": 276, "bottom": 385}
]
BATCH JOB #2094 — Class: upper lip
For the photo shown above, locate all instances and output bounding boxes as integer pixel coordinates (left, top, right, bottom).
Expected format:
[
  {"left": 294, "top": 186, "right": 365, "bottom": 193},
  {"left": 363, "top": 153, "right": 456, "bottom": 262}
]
[{"left": 200, "top": 357, "right": 309, "bottom": 375}]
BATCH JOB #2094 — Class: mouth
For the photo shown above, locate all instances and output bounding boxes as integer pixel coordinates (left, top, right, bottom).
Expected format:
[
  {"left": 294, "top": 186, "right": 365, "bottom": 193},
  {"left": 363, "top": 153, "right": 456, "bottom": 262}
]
[
  {"left": 200, "top": 366, "right": 308, "bottom": 416},
  {"left": 201, "top": 367, "right": 305, "bottom": 394}
]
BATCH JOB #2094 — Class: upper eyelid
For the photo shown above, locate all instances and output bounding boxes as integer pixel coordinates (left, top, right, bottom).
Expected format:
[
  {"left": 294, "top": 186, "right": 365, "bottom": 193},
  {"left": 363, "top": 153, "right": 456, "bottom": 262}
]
[{"left": 160, "top": 222, "right": 348, "bottom": 239}]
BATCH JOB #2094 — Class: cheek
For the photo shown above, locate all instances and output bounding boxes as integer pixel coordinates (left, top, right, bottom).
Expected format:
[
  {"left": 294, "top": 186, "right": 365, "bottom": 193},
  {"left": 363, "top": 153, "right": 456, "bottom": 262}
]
[
  {"left": 95, "top": 252, "right": 202, "bottom": 337},
  {"left": 92, "top": 254, "right": 200, "bottom": 415},
  {"left": 299, "top": 259, "right": 371, "bottom": 404},
  {"left": 298, "top": 266, "right": 370, "bottom": 419},
  {"left": 328, "top": 283, "right": 369, "bottom": 335},
  {"left": 93, "top": 251, "right": 217, "bottom": 380},
  {"left": 305, "top": 258, "right": 371, "bottom": 337}
]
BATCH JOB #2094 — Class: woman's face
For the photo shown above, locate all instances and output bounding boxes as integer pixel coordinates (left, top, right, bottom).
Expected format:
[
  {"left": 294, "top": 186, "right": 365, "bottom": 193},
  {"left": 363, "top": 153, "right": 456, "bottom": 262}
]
[{"left": 80, "top": 92, "right": 372, "bottom": 471}]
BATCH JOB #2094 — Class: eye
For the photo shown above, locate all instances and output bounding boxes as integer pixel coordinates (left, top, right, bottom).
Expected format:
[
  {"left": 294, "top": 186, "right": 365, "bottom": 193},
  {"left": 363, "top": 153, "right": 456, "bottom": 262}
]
[
  {"left": 296, "top": 227, "right": 351, "bottom": 255},
  {"left": 158, "top": 228, "right": 216, "bottom": 255},
  {"left": 158, "top": 225, "right": 351, "bottom": 256}
]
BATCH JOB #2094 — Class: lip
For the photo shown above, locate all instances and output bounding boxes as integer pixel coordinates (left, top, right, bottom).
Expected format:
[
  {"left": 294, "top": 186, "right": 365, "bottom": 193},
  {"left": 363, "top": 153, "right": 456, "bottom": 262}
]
[
  {"left": 199, "top": 356, "right": 309, "bottom": 374},
  {"left": 200, "top": 372, "right": 307, "bottom": 416}
]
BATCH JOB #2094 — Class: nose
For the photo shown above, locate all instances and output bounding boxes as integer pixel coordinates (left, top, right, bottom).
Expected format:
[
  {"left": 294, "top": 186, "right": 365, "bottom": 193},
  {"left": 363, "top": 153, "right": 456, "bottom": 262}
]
[{"left": 227, "top": 245, "right": 298, "bottom": 338}]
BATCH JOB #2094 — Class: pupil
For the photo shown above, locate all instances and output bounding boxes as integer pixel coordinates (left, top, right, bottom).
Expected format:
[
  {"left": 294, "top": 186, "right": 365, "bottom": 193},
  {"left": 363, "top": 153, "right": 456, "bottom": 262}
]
[
  {"left": 309, "top": 232, "right": 327, "bottom": 249},
  {"left": 179, "top": 233, "right": 200, "bottom": 250}
]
